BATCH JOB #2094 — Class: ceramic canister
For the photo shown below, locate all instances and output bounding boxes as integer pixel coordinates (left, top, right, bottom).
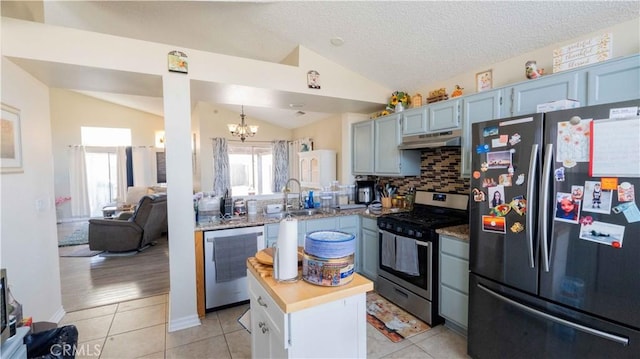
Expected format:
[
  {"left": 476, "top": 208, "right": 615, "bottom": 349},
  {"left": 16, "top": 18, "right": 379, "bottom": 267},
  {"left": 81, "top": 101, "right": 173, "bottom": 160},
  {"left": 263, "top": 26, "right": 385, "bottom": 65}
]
[{"left": 302, "top": 253, "right": 355, "bottom": 287}]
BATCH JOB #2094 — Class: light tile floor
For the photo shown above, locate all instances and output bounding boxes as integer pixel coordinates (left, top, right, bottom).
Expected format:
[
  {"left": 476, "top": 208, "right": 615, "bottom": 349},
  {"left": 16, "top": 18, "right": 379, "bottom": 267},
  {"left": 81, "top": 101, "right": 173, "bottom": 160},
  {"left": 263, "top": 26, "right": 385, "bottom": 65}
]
[{"left": 61, "top": 294, "right": 469, "bottom": 358}]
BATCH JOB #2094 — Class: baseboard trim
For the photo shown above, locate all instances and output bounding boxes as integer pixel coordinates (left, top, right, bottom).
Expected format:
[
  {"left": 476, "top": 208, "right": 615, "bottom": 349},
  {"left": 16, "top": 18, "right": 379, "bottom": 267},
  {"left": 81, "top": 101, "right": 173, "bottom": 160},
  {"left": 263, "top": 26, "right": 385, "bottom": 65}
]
[
  {"left": 49, "top": 306, "right": 66, "bottom": 324},
  {"left": 168, "top": 314, "right": 201, "bottom": 332}
]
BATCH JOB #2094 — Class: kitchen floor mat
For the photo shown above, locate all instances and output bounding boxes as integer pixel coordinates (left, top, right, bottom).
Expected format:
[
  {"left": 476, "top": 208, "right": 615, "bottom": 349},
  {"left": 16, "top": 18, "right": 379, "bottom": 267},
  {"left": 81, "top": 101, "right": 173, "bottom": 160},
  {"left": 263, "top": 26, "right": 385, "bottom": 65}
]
[{"left": 366, "top": 291, "right": 430, "bottom": 343}]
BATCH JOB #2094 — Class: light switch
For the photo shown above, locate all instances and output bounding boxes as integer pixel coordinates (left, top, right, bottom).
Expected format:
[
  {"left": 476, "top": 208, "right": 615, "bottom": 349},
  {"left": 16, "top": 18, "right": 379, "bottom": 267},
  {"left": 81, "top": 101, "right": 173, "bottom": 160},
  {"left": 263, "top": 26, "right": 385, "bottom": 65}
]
[{"left": 35, "top": 198, "right": 47, "bottom": 212}]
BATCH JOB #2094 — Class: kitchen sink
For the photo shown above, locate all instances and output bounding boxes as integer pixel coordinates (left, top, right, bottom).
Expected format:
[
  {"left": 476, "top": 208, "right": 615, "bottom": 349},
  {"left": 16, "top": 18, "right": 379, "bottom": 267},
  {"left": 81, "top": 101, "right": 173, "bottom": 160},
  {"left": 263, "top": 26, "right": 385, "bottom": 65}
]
[{"left": 263, "top": 208, "right": 325, "bottom": 219}]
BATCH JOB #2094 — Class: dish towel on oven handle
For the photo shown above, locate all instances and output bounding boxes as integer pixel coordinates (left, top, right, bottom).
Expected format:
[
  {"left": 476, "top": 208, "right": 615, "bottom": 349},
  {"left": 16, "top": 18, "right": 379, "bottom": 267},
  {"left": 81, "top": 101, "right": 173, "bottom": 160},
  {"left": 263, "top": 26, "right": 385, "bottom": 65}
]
[
  {"left": 381, "top": 231, "right": 396, "bottom": 269},
  {"left": 394, "top": 236, "right": 420, "bottom": 276},
  {"left": 213, "top": 233, "right": 258, "bottom": 282}
]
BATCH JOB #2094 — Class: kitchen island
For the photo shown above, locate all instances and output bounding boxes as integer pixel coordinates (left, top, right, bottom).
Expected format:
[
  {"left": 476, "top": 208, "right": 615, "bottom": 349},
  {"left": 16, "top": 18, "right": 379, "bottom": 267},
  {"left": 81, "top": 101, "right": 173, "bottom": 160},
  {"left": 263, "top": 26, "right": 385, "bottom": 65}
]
[{"left": 247, "top": 258, "right": 373, "bottom": 358}]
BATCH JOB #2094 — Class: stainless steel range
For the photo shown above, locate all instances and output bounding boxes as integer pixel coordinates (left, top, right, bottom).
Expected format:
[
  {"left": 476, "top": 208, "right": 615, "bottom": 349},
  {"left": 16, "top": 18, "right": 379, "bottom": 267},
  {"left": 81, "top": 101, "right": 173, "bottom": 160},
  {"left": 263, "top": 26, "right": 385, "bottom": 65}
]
[{"left": 377, "top": 191, "right": 468, "bottom": 326}]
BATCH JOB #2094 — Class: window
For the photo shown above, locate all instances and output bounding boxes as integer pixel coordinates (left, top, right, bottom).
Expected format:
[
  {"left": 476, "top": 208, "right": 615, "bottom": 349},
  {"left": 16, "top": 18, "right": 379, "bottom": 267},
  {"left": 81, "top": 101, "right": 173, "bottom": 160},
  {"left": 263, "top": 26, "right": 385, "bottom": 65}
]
[
  {"left": 228, "top": 144, "right": 273, "bottom": 196},
  {"left": 81, "top": 127, "right": 131, "bottom": 217}
]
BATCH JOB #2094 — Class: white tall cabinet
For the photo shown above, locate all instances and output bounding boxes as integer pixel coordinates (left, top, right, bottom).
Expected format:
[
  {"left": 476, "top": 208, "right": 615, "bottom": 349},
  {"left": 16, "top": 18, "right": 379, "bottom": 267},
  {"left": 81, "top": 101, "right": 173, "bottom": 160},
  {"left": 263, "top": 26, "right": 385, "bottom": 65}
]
[{"left": 298, "top": 150, "right": 336, "bottom": 189}]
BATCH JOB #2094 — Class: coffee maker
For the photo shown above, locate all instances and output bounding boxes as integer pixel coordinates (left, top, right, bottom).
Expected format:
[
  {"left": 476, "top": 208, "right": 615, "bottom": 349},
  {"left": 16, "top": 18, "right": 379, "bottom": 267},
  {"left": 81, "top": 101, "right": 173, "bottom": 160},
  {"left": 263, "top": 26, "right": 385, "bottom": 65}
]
[{"left": 355, "top": 180, "right": 375, "bottom": 204}]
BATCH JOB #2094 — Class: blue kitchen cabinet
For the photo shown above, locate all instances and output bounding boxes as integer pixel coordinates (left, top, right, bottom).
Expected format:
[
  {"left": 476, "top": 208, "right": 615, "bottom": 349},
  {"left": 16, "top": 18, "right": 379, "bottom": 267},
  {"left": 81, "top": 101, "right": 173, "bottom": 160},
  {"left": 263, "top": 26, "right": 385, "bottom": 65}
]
[
  {"left": 374, "top": 114, "right": 421, "bottom": 176},
  {"left": 428, "top": 99, "right": 461, "bottom": 132},
  {"left": 585, "top": 54, "right": 640, "bottom": 105},
  {"left": 401, "top": 106, "right": 428, "bottom": 136},
  {"left": 460, "top": 89, "right": 505, "bottom": 177},
  {"left": 352, "top": 119, "right": 375, "bottom": 174},
  {"left": 359, "top": 216, "right": 379, "bottom": 281},
  {"left": 509, "top": 71, "right": 587, "bottom": 116},
  {"left": 439, "top": 234, "right": 470, "bottom": 335}
]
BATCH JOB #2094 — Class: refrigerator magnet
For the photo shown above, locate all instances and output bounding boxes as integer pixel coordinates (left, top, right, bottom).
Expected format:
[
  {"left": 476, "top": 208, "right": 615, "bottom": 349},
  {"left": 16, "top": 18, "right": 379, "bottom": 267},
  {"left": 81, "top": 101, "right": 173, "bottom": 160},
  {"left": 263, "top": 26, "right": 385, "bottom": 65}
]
[
  {"left": 487, "top": 150, "right": 512, "bottom": 169},
  {"left": 488, "top": 186, "right": 505, "bottom": 208},
  {"left": 473, "top": 188, "right": 486, "bottom": 202},
  {"left": 579, "top": 215, "right": 594, "bottom": 225},
  {"left": 481, "top": 162, "right": 489, "bottom": 172},
  {"left": 515, "top": 174, "right": 526, "bottom": 185},
  {"left": 490, "top": 204, "right": 511, "bottom": 217},
  {"left": 510, "top": 196, "right": 527, "bottom": 215},
  {"left": 583, "top": 181, "right": 613, "bottom": 214},
  {"left": 571, "top": 185, "right": 584, "bottom": 200},
  {"left": 600, "top": 178, "right": 618, "bottom": 191},
  {"left": 482, "top": 215, "right": 506, "bottom": 233},
  {"left": 612, "top": 202, "right": 640, "bottom": 223},
  {"left": 555, "top": 192, "right": 580, "bottom": 223},
  {"left": 491, "top": 136, "right": 508, "bottom": 148},
  {"left": 509, "top": 133, "right": 521, "bottom": 146},
  {"left": 483, "top": 177, "right": 497, "bottom": 187},
  {"left": 554, "top": 167, "right": 565, "bottom": 181},
  {"left": 473, "top": 171, "right": 481, "bottom": 179},
  {"left": 483, "top": 126, "right": 499, "bottom": 137},
  {"left": 510, "top": 222, "right": 524, "bottom": 233},
  {"left": 476, "top": 144, "right": 490, "bottom": 153},
  {"left": 617, "top": 182, "right": 635, "bottom": 202},
  {"left": 556, "top": 119, "right": 591, "bottom": 164},
  {"left": 499, "top": 174, "right": 512, "bottom": 187},
  {"left": 579, "top": 221, "right": 625, "bottom": 248}
]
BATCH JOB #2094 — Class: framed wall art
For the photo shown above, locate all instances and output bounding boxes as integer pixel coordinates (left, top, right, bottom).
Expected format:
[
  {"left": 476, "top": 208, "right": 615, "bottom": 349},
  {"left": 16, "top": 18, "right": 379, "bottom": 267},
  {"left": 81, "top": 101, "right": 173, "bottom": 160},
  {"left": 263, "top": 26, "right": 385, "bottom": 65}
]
[
  {"left": 476, "top": 69, "right": 493, "bottom": 92},
  {"left": 1, "top": 103, "right": 23, "bottom": 173}
]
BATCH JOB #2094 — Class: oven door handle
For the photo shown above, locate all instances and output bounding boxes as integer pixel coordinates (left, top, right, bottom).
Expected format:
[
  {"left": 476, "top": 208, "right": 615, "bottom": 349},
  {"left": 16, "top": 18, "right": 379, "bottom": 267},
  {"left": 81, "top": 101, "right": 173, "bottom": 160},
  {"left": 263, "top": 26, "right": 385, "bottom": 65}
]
[{"left": 415, "top": 241, "right": 430, "bottom": 247}]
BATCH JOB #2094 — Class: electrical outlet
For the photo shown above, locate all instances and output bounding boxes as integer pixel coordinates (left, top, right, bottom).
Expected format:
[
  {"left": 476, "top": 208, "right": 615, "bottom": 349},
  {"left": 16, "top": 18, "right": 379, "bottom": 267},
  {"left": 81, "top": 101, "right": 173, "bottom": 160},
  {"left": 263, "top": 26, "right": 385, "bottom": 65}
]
[{"left": 35, "top": 198, "right": 47, "bottom": 212}]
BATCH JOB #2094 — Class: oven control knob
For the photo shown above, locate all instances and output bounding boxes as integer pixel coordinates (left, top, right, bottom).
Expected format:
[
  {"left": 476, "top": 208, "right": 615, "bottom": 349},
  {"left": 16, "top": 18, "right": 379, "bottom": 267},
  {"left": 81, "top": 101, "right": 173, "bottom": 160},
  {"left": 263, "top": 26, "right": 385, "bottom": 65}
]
[
  {"left": 415, "top": 231, "right": 423, "bottom": 238},
  {"left": 407, "top": 229, "right": 415, "bottom": 236},
  {"left": 396, "top": 226, "right": 403, "bottom": 233}
]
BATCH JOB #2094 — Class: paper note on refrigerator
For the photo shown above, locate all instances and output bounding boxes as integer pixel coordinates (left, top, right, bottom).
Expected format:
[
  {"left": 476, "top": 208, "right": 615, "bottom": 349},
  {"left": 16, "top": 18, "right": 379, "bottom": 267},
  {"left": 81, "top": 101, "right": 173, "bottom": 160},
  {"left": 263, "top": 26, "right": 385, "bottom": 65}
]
[{"left": 590, "top": 117, "right": 640, "bottom": 177}]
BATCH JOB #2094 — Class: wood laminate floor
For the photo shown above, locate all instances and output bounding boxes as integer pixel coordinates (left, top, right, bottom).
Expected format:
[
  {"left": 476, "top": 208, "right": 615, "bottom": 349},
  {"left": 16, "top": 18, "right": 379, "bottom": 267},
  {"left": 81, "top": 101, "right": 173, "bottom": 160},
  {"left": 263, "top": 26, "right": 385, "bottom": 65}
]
[{"left": 58, "top": 221, "right": 170, "bottom": 312}]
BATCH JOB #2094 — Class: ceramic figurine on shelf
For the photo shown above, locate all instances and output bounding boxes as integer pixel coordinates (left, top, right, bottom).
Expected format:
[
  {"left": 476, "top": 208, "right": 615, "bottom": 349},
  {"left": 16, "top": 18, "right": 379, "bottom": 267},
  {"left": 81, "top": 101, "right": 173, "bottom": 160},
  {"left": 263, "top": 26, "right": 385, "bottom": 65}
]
[
  {"left": 451, "top": 85, "right": 464, "bottom": 97},
  {"left": 525, "top": 60, "right": 545, "bottom": 79}
]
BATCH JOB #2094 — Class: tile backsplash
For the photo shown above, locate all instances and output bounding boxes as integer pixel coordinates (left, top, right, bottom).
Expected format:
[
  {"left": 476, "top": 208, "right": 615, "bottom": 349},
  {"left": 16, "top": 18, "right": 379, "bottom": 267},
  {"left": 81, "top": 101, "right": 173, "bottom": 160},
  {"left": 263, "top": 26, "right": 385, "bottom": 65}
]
[{"left": 388, "top": 147, "right": 470, "bottom": 195}]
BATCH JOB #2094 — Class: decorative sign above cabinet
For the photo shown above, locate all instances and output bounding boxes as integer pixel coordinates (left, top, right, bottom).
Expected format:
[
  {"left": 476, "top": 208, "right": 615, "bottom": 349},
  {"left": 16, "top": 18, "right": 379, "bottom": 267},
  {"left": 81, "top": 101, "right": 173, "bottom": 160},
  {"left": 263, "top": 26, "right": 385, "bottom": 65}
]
[{"left": 553, "top": 33, "right": 612, "bottom": 73}]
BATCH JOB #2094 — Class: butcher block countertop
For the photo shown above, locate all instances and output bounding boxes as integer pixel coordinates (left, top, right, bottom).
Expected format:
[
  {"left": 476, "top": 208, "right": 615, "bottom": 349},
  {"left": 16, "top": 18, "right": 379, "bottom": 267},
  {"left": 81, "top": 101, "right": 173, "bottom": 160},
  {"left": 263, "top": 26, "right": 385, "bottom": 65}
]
[
  {"left": 247, "top": 258, "right": 373, "bottom": 314},
  {"left": 436, "top": 224, "right": 470, "bottom": 241}
]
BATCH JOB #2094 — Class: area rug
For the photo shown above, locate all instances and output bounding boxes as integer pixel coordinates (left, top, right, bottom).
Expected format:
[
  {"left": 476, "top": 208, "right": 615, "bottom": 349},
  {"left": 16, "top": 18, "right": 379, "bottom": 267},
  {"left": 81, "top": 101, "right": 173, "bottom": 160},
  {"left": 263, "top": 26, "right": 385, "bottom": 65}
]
[
  {"left": 59, "top": 222, "right": 89, "bottom": 247},
  {"left": 366, "top": 291, "right": 430, "bottom": 343},
  {"left": 59, "top": 244, "right": 103, "bottom": 257},
  {"left": 238, "top": 308, "right": 251, "bottom": 333}
]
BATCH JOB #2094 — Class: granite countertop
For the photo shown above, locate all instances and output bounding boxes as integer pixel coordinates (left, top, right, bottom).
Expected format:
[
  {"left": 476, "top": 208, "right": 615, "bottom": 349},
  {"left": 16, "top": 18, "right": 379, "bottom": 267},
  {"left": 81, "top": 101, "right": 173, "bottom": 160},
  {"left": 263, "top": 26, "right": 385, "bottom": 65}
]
[
  {"left": 436, "top": 224, "right": 470, "bottom": 241},
  {"left": 195, "top": 207, "right": 404, "bottom": 231}
]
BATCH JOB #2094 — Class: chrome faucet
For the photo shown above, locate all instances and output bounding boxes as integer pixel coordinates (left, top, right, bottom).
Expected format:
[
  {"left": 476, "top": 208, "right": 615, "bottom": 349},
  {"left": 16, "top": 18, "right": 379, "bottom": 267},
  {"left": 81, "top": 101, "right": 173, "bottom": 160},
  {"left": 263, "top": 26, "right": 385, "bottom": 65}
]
[{"left": 283, "top": 178, "right": 304, "bottom": 210}]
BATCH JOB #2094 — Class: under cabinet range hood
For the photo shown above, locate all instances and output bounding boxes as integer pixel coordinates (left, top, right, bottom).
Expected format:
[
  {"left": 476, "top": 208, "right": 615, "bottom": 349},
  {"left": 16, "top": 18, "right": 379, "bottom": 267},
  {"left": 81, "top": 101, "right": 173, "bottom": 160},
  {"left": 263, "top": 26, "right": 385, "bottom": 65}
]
[{"left": 398, "top": 129, "right": 462, "bottom": 149}]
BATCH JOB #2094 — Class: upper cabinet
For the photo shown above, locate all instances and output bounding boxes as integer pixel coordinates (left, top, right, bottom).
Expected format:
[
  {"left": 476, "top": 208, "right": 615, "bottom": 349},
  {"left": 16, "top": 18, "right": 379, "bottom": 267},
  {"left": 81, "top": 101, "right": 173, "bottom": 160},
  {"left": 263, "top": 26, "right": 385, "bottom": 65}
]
[
  {"left": 298, "top": 150, "right": 336, "bottom": 189},
  {"left": 509, "top": 71, "right": 586, "bottom": 116},
  {"left": 352, "top": 115, "right": 421, "bottom": 177},
  {"left": 460, "top": 90, "right": 505, "bottom": 178},
  {"left": 401, "top": 107, "right": 428, "bottom": 136},
  {"left": 428, "top": 99, "right": 461, "bottom": 132},
  {"left": 459, "top": 54, "right": 639, "bottom": 178},
  {"left": 585, "top": 55, "right": 640, "bottom": 105}
]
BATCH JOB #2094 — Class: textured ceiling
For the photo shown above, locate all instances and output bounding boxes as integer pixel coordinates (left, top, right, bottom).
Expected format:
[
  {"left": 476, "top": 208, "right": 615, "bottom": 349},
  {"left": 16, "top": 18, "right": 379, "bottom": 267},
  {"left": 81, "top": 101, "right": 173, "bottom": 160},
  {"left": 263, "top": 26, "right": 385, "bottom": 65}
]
[{"left": 3, "top": 1, "right": 639, "bottom": 128}]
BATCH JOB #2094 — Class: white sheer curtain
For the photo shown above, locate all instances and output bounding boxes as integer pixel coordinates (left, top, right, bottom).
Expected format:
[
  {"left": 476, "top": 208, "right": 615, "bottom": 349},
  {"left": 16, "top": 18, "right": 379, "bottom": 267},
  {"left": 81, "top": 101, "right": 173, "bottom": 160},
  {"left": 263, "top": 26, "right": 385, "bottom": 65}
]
[
  {"left": 68, "top": 145, "right": 91, "bottom": 217},
  {"left": 272, "top": 140, "right": 289, "bottom": 193},
  {"left": 116, "top": 146, "right": 127, "bottom": 203},
  {"left": 131, "top": 146, "right": 158, "bottom": 187},
  {"left": 212, "top": 138, "right": 230, "bottom": 196}
]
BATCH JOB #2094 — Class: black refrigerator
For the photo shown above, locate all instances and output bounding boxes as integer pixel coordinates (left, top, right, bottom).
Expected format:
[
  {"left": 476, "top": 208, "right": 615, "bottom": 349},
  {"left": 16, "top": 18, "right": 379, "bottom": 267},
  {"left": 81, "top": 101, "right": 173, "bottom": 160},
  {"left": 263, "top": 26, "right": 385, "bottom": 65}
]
[{"left": 468, "top": 100, "right": 640, "bottom": 358}]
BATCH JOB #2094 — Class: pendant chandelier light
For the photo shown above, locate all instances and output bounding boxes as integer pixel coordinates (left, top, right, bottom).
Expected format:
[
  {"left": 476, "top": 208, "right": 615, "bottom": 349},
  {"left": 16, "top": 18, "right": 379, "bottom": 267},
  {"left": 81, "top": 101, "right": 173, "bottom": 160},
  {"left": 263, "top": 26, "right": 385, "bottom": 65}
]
[{"left": 227, "top": 105, "right": 258, "bottom": 142}]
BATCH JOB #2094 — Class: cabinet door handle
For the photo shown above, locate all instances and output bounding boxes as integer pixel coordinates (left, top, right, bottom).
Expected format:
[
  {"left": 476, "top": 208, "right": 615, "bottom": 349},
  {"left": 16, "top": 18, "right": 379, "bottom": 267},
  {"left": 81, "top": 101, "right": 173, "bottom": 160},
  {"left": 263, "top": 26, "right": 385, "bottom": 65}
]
[
  {"left": 257, "top": 296, "right": 268, "bottom": 308},
  {"left": 259, "top": 322, "right": 269, "bottom": 334}
]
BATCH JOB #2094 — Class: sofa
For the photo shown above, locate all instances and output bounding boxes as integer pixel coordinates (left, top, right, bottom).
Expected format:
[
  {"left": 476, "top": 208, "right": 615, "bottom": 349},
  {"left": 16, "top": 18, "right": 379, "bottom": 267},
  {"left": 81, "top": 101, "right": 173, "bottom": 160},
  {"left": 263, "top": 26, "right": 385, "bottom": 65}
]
[{"left": 89, "top": 193, "right": 168, "bottom": 253}]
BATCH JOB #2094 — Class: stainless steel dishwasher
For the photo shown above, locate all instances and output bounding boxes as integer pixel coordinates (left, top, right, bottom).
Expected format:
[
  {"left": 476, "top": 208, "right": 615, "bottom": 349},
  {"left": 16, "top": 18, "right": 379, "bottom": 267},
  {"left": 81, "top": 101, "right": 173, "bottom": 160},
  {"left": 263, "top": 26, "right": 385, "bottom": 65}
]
[{"left": 204, "top": 225, "right": 265, "bottom": 310}]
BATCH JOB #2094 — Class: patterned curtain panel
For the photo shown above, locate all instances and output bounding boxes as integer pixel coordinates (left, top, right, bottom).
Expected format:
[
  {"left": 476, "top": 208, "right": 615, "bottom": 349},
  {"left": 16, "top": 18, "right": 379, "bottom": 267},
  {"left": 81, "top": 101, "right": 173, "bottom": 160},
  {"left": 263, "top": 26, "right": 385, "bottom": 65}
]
[
  {"left": 272, "top": 140, "right": 289, "bottom": 193},
  {"left": 212, "top": 137, "right": 231, "bottom": 196}
]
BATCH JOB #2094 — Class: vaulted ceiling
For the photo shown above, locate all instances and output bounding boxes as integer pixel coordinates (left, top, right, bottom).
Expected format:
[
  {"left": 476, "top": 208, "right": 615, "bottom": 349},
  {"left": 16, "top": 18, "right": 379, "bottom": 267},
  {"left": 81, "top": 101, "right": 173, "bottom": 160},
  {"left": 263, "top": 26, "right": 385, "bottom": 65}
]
[{"left": 3, "top": 1, "right": 638, "bottom": 128}]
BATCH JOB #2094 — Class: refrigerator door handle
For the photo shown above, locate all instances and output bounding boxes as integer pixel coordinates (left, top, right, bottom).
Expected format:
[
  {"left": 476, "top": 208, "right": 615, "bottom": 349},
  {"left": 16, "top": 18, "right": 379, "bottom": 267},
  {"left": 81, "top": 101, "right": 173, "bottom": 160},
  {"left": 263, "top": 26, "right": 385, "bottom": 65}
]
[
  {"left": 540, "top": 143, "right": 553, "bottom": 272},
  {"left": 526, "top": 144, "right": 538, "bottom": 268},
  {"left": 478, "top": 283, "right": 630, "bottom": 346}
]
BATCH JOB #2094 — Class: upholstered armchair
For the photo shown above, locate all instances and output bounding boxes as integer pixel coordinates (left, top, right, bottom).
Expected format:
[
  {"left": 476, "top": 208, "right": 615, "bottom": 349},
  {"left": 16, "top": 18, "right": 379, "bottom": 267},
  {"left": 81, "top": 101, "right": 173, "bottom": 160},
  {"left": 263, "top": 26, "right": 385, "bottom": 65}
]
[{"left": 89, "top": 194, "right": 168, "bottom": 253}]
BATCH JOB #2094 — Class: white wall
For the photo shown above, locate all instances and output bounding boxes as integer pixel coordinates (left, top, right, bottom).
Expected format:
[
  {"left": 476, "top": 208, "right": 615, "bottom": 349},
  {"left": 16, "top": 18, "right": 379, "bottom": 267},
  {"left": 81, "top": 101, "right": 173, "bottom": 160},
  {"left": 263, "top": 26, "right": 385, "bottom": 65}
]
[
  {"left": 417, "top": 18, "right": 640, "bottom": 98},
  {"left": 0, "top": 58, "right": 64, "bottom": 323}
]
